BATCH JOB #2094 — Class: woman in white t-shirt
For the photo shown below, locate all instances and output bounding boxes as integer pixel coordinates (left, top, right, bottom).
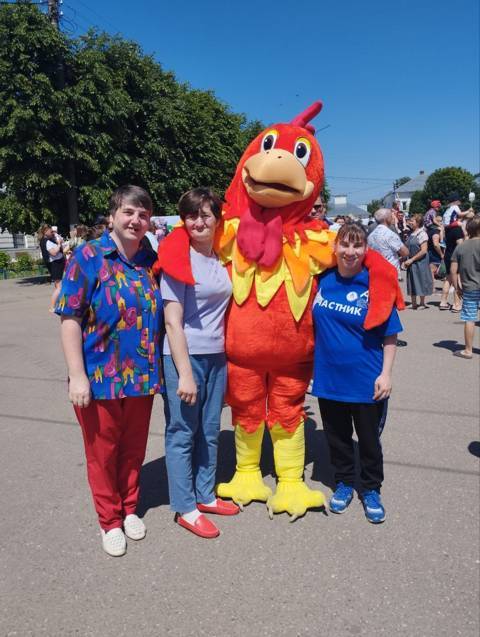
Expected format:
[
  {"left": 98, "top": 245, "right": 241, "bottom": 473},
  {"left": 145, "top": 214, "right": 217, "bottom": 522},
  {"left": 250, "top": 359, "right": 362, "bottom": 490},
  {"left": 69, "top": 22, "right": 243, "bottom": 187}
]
[
  {"left": 159, "top": 188, "right": 238, "bottom": 539},
  {"left": 37, "top": 223, "right": 65, "bottom": 311}
]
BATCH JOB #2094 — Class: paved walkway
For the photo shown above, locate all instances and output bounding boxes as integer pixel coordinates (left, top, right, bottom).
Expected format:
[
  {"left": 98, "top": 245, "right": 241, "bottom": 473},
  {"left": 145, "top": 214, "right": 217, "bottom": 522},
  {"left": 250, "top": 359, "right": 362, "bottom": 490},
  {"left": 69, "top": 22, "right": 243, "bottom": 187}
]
[{"left": 0, "top": 277, "right": 479, "bottom": 637}]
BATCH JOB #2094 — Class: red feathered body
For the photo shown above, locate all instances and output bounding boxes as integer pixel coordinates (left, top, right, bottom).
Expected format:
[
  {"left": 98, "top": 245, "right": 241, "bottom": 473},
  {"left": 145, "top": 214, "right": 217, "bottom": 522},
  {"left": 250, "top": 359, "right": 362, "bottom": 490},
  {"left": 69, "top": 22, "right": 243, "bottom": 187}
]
[{"left": 215, "top": 108, "right": 403, "bottom": 433}]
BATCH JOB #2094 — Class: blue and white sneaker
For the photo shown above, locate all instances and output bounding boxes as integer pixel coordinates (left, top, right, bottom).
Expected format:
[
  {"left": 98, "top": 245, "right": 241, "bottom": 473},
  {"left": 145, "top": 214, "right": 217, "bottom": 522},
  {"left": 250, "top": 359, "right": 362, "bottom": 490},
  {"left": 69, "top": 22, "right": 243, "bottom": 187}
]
[
  {"left": 362, "top": 490, "right": 386, "bottom": 524},
  {"left": 329, "top": 482, "right": 354, "bottom": 514}
]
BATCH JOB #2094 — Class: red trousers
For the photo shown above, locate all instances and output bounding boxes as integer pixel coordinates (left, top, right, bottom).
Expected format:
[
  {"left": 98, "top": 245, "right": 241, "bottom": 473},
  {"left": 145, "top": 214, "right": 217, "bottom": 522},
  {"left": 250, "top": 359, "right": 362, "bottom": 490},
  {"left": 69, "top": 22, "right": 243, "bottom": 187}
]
[{"left": 74, "top": 395, "right": 154, "bottom": 531}]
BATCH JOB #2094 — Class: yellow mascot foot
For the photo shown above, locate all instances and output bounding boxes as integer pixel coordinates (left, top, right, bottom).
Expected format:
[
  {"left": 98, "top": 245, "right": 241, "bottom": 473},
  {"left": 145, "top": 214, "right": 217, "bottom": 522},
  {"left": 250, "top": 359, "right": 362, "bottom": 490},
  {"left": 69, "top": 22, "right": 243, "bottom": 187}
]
[
  {"left": 216, "top": 470, "right": 272, "bottom": 508},
  {"left": 268, "top": 421, "right": 325, "bottom": 521},
  {"left": 215, "top": 423, "right": 272, "bottom": 508},
  {"left": 267, "top": 481, "right": 325, "bottom": 521}
]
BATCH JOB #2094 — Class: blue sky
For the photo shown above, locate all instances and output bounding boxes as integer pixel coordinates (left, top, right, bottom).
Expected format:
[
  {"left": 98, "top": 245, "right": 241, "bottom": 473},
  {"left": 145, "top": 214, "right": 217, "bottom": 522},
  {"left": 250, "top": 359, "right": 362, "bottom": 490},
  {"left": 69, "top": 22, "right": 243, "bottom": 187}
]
[{"left": 61, "top": 0, "right": 479, "bottom": 204}]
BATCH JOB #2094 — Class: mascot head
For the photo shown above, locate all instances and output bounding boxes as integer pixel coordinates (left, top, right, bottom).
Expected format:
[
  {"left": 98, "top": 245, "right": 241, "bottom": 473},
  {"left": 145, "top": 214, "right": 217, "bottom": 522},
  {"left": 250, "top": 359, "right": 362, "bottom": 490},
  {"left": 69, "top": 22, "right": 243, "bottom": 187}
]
[{"left": 224, "top": 102, "right": 325, "bottom": 267}]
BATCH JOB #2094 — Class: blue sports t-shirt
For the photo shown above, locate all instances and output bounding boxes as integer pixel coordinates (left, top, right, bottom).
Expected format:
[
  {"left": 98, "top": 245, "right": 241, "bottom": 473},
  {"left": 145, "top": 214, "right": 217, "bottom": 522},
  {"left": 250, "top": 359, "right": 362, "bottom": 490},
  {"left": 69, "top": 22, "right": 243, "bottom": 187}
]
[{"left": 311, "top": 267, "right": 403, "bottom": 403}]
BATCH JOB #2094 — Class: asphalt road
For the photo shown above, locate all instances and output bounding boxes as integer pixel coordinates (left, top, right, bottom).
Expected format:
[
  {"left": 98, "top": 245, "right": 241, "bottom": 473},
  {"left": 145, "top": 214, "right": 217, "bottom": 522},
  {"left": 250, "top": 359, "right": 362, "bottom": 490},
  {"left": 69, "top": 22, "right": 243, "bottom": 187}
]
[{"left": 0, "top": 276, "right": 479, "bottom": 637}]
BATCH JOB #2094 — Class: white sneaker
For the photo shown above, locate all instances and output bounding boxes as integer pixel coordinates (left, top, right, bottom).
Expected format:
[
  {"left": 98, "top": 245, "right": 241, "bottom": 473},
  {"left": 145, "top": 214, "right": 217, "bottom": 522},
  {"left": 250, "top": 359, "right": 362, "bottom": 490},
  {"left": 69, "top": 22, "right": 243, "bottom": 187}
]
[
  {"left": 123, "top": 514, "right": 146, "bottom": 540},
  {"left": 101, "top": 528, "right": 126, "bottom": 557}
]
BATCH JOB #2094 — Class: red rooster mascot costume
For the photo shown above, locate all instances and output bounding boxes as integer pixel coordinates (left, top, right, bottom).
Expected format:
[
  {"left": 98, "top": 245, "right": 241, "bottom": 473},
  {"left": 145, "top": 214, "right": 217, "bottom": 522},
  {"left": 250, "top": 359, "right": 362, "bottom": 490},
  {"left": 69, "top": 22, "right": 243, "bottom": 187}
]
[{"left": 158, "top": 101, "right": 404, "bottom": 521}]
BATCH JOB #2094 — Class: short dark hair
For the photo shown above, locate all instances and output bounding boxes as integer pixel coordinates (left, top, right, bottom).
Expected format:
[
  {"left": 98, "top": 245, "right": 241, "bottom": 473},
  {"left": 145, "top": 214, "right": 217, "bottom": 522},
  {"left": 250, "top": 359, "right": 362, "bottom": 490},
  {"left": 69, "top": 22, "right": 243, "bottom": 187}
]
[
  {"left": 93, "top": 215, "right": 109, "bottom": 227},
  {"left": 466, "top": 214, "right": 480, "bottom": 238},
  {"left": 178, "top": 187, "right": 222, "bottom": 221},
  {"left": 108, "top": 185, "right": 153, "bottom": 216},
  {"left": 335, "top": 221, "right": 367, "bottom": 245}
]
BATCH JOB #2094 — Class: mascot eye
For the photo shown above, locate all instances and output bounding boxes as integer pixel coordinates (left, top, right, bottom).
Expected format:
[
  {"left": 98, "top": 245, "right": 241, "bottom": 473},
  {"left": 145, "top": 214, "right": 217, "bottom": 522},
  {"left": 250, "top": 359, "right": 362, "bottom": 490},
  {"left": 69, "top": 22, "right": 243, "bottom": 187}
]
[
  {"left": 294, "top": 137, "right": 312, "bottom": 167},
  {"left": 261, "top": 130, "right": 278, "bottom": 152}
]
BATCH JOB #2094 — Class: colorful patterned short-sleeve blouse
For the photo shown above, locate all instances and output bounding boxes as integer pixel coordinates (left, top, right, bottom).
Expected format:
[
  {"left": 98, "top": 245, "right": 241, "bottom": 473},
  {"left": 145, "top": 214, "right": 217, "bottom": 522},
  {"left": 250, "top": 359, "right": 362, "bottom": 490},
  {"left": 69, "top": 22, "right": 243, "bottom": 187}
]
[{"left": 55, "top": 232, "right": 163, "bottom": 400}]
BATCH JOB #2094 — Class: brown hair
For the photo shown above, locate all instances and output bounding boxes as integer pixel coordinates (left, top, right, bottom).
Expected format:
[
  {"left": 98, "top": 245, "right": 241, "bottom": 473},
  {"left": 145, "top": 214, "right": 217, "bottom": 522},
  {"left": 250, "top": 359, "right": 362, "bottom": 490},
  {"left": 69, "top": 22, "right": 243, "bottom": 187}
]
[
  {"left": 466, "top": 214, "right": 480, "bottom": 238},
  {"left": 409, "top": 213, "right": 424, "bottom": 227},
  {"left": 74, "top": 224, "right": 89, "bottom": 240},
  {"left": 178, "top": 187, "right": 222, "bottom": 221},
  {"left": 334, "top": 221, "right": 367, "bottom": 245},
  {"left": 36, "top": 223, "right": 52, "bottom": 240},
  {"left": 108, "top": 185, "right": 153, "bottom": 216}
]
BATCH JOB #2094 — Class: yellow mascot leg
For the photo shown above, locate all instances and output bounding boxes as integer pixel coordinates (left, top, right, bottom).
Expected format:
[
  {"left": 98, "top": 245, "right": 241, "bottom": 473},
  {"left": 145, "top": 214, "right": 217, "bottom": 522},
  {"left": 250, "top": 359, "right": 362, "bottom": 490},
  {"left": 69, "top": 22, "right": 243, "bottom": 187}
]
[
  {"left": 267, "top": 421, "right": 325, "bottom": 521},
  {"left": 216, "top": 424, "right": 272, "bottom": 507}
]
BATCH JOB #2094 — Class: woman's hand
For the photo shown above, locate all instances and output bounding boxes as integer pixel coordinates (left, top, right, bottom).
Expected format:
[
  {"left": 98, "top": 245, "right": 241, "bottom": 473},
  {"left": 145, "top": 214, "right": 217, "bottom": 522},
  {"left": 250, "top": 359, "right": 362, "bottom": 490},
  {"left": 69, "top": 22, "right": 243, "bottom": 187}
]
[
  {"left": 177, "top": 374, "right": 197, "bottom": 405},
  {"left": 403, "top": 258, "right": 412, "bottom": 268},
  {"left": 373, "top": 372, "right": 392, "bottom": 401},
  {"left": 69, "top": 373, "right": 92, "bottom": 408}
]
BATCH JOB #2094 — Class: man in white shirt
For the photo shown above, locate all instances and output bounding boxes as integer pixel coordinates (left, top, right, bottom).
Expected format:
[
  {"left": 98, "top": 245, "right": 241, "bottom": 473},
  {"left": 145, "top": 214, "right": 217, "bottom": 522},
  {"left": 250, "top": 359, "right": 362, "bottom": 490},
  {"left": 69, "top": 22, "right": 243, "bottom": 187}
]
[
  {"left": 443, "top": 192, "right": 468, "bottom": 226},
  {"left": 367, "top": 208, "right": 409, "bottom": 271},
  {"left": 368, "top": 208, "right": 410, "bottom": 348}
]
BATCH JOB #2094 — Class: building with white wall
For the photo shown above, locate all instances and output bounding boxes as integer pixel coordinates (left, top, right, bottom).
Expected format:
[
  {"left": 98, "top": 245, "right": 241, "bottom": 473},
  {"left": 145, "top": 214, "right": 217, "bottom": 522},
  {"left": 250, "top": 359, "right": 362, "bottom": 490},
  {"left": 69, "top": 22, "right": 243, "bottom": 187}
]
[
  {"left": 327, "top": 195, "right": 370, "bottom": 219},
  {"left": 383, "top": 171, "right": 429, "bottom": 211}
]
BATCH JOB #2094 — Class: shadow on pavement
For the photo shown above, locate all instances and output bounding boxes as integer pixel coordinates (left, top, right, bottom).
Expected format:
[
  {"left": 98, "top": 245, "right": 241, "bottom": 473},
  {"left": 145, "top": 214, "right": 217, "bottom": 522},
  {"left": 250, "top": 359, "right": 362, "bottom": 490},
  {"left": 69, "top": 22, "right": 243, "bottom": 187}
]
[
  {"left": 15, "top": 275, "right": 51, "bottom": 285},
  {"left": 137, "top": 456, "right": 169, "bottom": 517},
  {"left": 433, "top": 339, "right": 480, "bottom": 355},
  {"left": 137, "top": 410, "right": 337, "bottom": 517},
  {"left": 305, "top": 407, "right": 336, "bottom": 490},
  {"left": 468, "top": 441, "right": 480, "bottom": 458}
]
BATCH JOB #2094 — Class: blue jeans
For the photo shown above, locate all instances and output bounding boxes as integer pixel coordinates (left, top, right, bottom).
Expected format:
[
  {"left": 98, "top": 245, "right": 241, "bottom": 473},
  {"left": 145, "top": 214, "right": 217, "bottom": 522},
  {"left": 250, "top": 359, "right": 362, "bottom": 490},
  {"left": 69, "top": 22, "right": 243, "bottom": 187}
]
[{"left": 163, "top": 353, "right": 227, "bottom": 513}]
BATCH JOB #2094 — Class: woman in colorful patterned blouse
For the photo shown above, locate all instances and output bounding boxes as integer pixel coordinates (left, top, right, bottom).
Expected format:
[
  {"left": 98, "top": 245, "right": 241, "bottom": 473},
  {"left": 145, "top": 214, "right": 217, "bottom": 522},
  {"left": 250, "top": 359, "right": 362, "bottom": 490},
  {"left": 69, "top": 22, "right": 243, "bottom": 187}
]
[{"left": 55, "top": 185, "right": 163, "bottom": 557}]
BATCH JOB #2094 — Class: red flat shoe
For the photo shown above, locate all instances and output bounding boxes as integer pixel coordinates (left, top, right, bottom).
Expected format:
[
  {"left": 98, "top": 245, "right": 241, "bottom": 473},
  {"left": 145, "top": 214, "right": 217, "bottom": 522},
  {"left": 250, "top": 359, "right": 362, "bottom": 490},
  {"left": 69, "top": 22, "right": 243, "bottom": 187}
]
[
  {"left": 175, "top": 513, "right": 220, "bottom": 539},
  {"left": 197, "top": 498, "right": 240, "bottom": 516}
]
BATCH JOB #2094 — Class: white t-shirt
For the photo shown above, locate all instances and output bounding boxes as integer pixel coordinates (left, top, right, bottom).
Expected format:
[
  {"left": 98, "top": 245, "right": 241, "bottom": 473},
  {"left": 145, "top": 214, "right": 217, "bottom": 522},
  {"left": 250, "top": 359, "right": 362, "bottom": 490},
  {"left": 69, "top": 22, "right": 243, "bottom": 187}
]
[
  {"left": 46, "top": 240, "right": 64, "bottom": 262},
  {"left": 367, "top": 224, "right": 404, "bottom": 270},
  {"left": 443, "top": 204, "right": 461, "bottom": 226},
  {"left": 160, "top": 248, "right": 232, "bottom": 355}
]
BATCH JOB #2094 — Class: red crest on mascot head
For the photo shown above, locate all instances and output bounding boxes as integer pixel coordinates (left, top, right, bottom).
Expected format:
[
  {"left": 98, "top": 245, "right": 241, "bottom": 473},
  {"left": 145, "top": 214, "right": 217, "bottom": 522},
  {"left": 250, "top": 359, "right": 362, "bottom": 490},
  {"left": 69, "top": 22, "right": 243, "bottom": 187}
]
[{"left": 224, "top": 101, "right": 325, "bottom": 267}]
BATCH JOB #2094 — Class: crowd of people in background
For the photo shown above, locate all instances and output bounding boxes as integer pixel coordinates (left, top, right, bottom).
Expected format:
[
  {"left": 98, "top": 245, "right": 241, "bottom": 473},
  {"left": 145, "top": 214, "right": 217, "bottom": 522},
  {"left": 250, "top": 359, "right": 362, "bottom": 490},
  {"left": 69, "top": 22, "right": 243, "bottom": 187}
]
[
  {"left": 37, "top": 188, "right": 478, "bottom": 341},
  {"left": 307, "top": 191, "right": 479, "bottom": 358},
  {"left": 37, "top": 191, "right": 478, "bottom": 309},
  {"left": 36, "top": 215, "right": 171, "bottom": 306}
]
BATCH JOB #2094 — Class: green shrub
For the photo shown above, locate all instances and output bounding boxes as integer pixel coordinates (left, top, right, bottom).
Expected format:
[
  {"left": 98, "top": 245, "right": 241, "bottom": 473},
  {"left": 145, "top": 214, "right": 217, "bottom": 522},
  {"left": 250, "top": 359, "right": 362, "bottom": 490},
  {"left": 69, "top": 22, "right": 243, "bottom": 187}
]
[
  {"left": 0, "top": 251, "right": 11, "bottom": 270},
  {"left": 14, "top": 252, "right": 34, "bottom": 272}
]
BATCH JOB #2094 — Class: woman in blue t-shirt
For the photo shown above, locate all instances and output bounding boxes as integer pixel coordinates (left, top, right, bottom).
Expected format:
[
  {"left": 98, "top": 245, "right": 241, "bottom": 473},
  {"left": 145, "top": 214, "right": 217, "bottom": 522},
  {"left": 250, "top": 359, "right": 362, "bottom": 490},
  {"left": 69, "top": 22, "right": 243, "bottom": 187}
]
[
  {"left": 312, "top": 222, "right": 402, "bottom": 524},
  {"left": 160, "top": 188, "right": 238, "bottom": 539}
]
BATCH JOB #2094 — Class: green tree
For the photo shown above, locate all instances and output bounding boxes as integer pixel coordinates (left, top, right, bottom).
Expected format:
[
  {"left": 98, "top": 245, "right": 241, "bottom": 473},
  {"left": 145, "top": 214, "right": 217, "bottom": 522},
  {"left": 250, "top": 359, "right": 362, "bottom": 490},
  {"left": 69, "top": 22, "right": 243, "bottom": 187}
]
[
  {"left": 394, "top": 176, "right": 411, "bottom": 190},
  {"left": 0, "top": 2, "right": 71, "bottom": 233},
  {"left": 423, "top": 167, "right": 480, "bottom": 212},
  {"left": 0, "top": 5, "right": 263, "bottom": 233},
  {"left": 408, "top": 190, "right": 427, "bottom": 214},
  {"left": 321, "top": 178, "right": 331, "bottom": 205},
  {"left": 367, "top": 198, "right": 384, "bottom": 216}
]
